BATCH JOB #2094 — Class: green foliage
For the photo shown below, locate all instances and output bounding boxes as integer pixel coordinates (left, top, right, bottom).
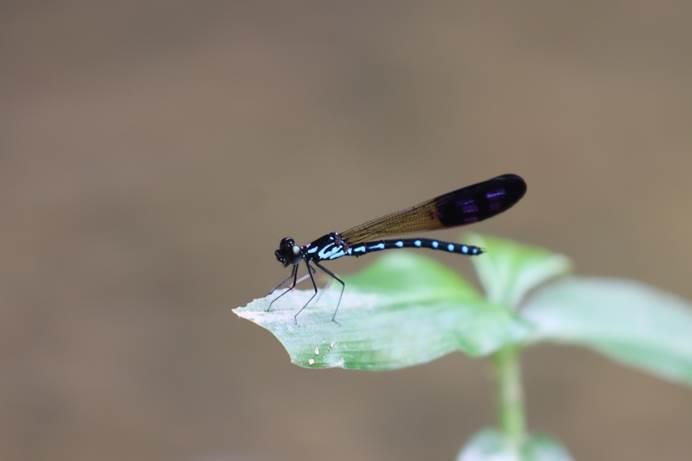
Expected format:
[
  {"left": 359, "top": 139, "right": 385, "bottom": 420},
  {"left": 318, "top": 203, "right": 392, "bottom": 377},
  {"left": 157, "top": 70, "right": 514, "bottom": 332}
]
[
  {"left": 235, "top": 253, "right": 531, "bottom": 370},
  {"left": 466, "top": 233, "right": 572, "bottom": 307},
  {"left": 522, "top": 277, "right": 692, "bottom": 385},
  {"left": 233, "top": 233, "right": 692, "bottom": 459},
  {"left": 234, "top": 234, "right": 692, "bottom": 379},
  {"left": 457, "top": 429, "right": 573, "bottom": 461}
]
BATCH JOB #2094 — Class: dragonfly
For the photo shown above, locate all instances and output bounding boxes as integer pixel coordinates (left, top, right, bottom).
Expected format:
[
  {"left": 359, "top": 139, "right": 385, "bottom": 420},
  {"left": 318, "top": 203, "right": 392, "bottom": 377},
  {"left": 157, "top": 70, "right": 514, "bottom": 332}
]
[{"left": 269, "top": 173, "right": 527, "bottom": 323}]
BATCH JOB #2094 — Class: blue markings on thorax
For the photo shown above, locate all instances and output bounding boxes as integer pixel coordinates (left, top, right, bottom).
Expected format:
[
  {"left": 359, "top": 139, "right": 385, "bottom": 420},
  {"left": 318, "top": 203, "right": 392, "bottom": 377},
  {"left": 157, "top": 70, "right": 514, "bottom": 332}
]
[
  {"left": 330, "top": 249, "right": 347, "bottom": 259},
  {"left": 317, "top": 243, "right": 346, "bottom": 260}
]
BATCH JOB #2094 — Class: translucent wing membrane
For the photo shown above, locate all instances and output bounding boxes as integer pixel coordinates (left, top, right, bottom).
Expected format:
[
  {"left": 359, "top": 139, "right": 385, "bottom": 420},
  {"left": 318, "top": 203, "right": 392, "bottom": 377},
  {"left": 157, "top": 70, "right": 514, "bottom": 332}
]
[{"left": 340, "top": 174, "right": 526, "bottom": 245}]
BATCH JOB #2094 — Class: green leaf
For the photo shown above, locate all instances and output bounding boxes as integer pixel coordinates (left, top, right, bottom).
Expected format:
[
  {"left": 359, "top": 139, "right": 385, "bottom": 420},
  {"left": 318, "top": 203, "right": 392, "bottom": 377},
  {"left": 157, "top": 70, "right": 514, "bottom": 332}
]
[
  {"left": 522, "top": 277, "right": 692, "bottom": 386},
  {"left": 457, "top": 429, "right": 573, "bottom": 461},
  {"left": 234, "top": 253, "right": 532, "bottom": 370},
  {"left": 467, "top": 233, "right": 572, "bottom": 307}
]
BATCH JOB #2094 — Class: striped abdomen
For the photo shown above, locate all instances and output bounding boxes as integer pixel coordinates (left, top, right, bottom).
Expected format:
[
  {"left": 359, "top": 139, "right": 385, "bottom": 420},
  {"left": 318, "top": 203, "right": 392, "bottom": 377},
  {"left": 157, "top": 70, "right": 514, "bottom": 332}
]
[
  {"left": 313, "top": 238, "right": 483, "bottom": 261},
  {"left": 349, "top": 238, "right": 483, "bottom": 257}
]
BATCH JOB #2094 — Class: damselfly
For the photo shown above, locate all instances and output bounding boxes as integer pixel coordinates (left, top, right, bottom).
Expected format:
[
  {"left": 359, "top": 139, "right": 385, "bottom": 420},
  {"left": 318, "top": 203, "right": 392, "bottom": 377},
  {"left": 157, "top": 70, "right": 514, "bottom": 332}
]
[{"left": 269, "top": 174, "right": 526, "bottom": 323}]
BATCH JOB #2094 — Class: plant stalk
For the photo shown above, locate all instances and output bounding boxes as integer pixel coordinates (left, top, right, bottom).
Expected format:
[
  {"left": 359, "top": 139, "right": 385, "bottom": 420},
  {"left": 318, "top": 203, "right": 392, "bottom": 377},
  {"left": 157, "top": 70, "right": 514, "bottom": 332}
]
[{"left": 492, "top": 346, "right": 526, "bottom": 447}]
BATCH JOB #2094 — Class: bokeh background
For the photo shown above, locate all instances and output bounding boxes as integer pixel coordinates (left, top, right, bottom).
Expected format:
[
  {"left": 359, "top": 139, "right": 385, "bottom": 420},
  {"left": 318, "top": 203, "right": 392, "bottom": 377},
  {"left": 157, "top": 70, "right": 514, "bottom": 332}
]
[{"left": 4, "top": 2, "right": 692, "bottom": 460}]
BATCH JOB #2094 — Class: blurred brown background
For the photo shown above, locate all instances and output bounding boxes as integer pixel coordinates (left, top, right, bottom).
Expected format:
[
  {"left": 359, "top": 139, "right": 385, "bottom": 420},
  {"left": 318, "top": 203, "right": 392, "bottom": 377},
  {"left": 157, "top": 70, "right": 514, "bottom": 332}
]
[{"left": 3, "top": 2, "right": 692, "bottom": 460}]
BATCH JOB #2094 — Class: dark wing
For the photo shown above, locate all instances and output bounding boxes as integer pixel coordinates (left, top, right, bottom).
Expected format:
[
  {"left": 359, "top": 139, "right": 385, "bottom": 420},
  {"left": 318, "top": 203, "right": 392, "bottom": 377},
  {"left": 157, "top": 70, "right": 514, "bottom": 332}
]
[{"left": 340, "top": 174, "right": 526, "bottom": 245}]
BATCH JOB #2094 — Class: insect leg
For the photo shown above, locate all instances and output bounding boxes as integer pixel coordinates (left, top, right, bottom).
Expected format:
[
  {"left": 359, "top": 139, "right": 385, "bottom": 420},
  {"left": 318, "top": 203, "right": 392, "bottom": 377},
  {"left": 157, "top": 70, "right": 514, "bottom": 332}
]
[
  {"left": 267, "top": 264, "right": 298, "bottom": 311},
  {"left": 267, "top": 266, "right": 298, "bottom": 294},
  {"left": 294, "top": 260, "right": 319, "bottom": 324},
  {"left": 313, "top": 260, "right": 345, "bottom": 324}
]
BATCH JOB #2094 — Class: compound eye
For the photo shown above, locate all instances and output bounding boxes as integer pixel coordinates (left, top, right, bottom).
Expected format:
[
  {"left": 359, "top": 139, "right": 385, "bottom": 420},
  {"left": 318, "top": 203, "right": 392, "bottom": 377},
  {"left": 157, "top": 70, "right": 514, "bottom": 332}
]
[{"left": 292, "top": 245, "right": 300, "bottom": 255}]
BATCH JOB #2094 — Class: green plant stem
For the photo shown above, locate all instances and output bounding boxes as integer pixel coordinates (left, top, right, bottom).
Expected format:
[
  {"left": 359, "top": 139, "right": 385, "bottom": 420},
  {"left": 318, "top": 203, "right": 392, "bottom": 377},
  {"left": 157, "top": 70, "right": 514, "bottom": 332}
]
[{"left": 492, "top": 346, "right": 526, "bottom": 447}]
